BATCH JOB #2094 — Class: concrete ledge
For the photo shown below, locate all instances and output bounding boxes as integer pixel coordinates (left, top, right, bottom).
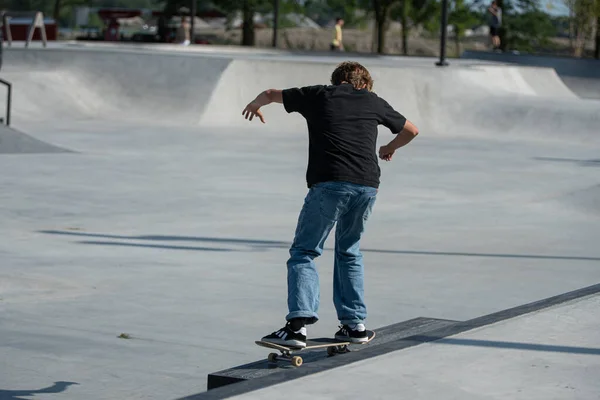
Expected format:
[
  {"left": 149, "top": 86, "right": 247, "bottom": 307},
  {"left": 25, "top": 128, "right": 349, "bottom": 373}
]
[
  {"left": 197, "top": 317, "right": 458, "bottom": 396},
  {"left": 178, "top": 282, "right": 600, "bottom": 400}
]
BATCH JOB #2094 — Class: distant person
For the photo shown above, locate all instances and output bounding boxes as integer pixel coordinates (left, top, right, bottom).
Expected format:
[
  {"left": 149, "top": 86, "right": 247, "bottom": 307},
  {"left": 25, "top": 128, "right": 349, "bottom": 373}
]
[
  {"left": 488, "top": 1, "right": 502, "bottom": 51},
  {"left": 330, "top": 17, "right": 344, "bottom": 51},
  {"left": 179, "top": 15, "right": 190, "bottom": 46},
  {"left": 241, "top": 61, "right": 419, "bottom": 347}
]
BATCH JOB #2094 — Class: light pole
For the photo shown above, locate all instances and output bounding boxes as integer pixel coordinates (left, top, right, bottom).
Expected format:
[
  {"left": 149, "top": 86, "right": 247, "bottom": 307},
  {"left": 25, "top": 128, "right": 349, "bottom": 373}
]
[{"left": 436, "top": 0, "right": 449, "bottom": 66}]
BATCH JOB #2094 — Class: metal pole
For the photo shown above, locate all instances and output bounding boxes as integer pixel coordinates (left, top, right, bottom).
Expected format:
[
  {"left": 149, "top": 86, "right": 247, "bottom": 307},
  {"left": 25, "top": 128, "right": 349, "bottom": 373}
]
[
  {"left": 190, "top": 0, "right": 196, "bottom": 44},
  {"left": 6, "top": 79, "right": 11, "bottom": 126},
  {"left": 0, "top": 78, "right": 12, "bottom": 126},
  {"left": 272, "top": 0, "right": 279, "bottom": 48},
  {"left": 436, "top": 0, "right": 449, "bottom": 66}
]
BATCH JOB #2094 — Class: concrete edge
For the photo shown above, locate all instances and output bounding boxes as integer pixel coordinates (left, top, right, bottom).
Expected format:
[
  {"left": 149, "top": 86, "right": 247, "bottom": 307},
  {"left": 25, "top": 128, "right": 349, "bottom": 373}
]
[{"left": 176, "top": 282, "right": 600, "bottom": 400}]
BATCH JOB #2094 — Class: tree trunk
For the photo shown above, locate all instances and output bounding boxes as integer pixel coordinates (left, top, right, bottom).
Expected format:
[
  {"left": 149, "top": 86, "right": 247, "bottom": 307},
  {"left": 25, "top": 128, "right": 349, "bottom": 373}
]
[
  {"left": 569, "top": 10, "right": 575, "bottom": 52},
  {"left": 594, "top": 15, "right": 600, "bottom": 60},
  {"left": 400, "top": 0, "right": 408, "bottom": 55},
  {"left": 373, "top": 1, "right": 390, "bottom": 54},
  {"left": 242, "top": 0, "right": 255, "bottom": 46},
  {"left": 574, "top": 29, "right": 585, "bottom": 57},
  {"left": 454, "top": 26, "right": 461, "bottom": 57},
  {"left": 53, "top": 0, "right": 61, "bottom": 24},
  {"left": 377, "top": 18, "right": 386, "bottom": 53}
]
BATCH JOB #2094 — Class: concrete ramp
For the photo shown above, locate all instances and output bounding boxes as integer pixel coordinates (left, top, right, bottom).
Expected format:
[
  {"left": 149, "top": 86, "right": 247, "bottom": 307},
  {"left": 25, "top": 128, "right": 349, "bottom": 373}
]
[
  {"left": 2, "top": 47, "right": 597, "bottom": 144},
  {"left": 0, "top": 125, "right": 71, "bottom": 154},
  {"left": 200, "top": 59, "right": 598, "bottom": 143},
  {"left": 2, "top": 48, "right": 232, "bottom": 125},
  {"left": 461, "top": 50, "right": 600, "bottom": 100}
]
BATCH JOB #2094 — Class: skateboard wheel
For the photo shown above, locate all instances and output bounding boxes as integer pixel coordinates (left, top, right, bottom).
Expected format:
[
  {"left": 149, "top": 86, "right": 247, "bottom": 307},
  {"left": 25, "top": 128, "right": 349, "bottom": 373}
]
[
  {"left": 268, "top": 353, "right": 278, "bottom": 363},
  {"left": 291, "top": 356, "right": 303, "bottom": 367},
  {"left": 327, "top": 346, "right": 336, "bottom": 356}
]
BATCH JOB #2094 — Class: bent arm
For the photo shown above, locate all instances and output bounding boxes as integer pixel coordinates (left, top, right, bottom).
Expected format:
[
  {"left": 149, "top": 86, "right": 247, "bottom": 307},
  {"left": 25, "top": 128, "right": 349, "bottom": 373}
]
[{"left": 386, "top": 120, "right": 419, "bottom": 150}]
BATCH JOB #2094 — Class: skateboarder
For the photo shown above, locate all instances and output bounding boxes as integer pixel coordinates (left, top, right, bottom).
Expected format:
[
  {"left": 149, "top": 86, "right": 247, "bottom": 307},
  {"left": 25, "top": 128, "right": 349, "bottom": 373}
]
[
  {"left": 488, "top": 0, "right": 502, "bottom": 50},
  {"left": 242, "top": 61, "right": 419, "bottom": 348}
]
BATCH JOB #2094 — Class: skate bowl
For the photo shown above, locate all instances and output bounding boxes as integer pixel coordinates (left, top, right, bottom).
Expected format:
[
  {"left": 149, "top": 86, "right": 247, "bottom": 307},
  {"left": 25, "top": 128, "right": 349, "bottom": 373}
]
[{"left": 1, "top": 43, "right": 599, "bottom": 400}]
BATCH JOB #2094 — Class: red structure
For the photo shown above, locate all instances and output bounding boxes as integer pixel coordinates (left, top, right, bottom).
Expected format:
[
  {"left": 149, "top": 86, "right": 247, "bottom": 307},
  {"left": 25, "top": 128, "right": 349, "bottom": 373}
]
[
  {"left": 2, "top": 17, "right": 57, "bottom": 41},
  {"left": 97, "top": 8, "right": 142, "bottom": 20}
]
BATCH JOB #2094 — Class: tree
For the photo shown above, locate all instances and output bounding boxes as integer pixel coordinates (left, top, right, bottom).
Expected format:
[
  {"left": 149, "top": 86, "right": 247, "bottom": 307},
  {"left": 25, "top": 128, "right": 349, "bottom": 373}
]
[
  {"left": 391, "top": 0, "right": 440, "bottom": 55},
  {"left": 372, "top": 0, "right": 400, "bottom": 53},
  {"left": 595, "top": 2, "right": 600, "bottom": 58},
  {"left": 241, "top": 0, "right": 255, "bottom": 46},
  {"left": 208, "top": 0, "right": 270, "bottom": 46},
  {"left": 53, "top": 0, "right": 91, "bottom": 26},
  {"left": 563, "top": 0, "right": 595, "bottom": 56},
  {"left": 448, "top": 0, "right": 478, "bottom": 56},
  {"left": 588, "top": 0, "right": 599, "bottom": 58}
]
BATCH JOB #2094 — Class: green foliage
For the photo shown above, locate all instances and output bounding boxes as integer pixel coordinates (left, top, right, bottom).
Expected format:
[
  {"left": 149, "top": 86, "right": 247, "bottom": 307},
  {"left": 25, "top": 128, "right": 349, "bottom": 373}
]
[
  {"left": 386, "top": 0, "right": 441, "bottom": 36},
  {"left": 0, "top": 0, "right": 53, "bottom": 13},
  {"left": 300, "top": 0, "right": 371, "bottom": 27},
  {"left": 87, "top": 12, "right": 105, "bottom": 28},
  {"left": 506, "top": 9, "right": 557, "bottom": 51},
  {"left": 412, "top": 0, "right": 442, "bottom": 33},
  {"left": 449, "top": 0, "right": 479, "bottom": 36},
  {"left": 497, "top": 0, "right": 558, "bottom": 51},
  {"left": 322, "top": 0, "right": 367, "bottom": 26}
]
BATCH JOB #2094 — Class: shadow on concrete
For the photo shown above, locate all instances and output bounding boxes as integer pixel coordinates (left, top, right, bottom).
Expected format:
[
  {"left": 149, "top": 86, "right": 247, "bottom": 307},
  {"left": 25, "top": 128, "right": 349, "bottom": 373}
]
[
  {"left": 534, "top": 157, "right": 600, "bottom": 167},
  {"left": 39, "top": 230, "right": 600, "bottom": 262},
  {"left": 0, "top": 381, "right": 79, "bottom": 400},
  {"left": 77, "top": 240, "right": 235, "bottom": 252},
  {"left": 422, "top": 337, "right": 600, "bottom": 355}
]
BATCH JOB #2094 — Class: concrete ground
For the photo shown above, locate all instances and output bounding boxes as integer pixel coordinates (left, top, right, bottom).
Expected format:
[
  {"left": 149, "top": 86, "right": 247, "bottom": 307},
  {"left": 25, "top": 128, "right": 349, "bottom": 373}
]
[{"left": 0, "top": 42, "right": 598, "bottom": 400}]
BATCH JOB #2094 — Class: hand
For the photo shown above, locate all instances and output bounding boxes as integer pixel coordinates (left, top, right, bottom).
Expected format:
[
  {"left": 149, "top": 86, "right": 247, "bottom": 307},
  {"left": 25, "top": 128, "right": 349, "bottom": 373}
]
[
  {"left": 379, "top": 145, "right": 395, "bottom": 161},
  {"left": 242, "top": 101, "right": 265, "bottom": 123}
]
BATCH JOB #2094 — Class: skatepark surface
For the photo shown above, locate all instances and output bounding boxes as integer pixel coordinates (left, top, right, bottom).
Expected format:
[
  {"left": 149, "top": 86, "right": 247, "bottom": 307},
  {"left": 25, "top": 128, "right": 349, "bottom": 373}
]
[{"left": 0, "top": 42, "right": 599, "bottom": 399}]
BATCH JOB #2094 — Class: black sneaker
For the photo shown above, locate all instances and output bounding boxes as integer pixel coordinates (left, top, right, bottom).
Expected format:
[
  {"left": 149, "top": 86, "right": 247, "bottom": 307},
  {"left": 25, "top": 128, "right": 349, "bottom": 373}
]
[
  {"left": 335, "top": 323, "right": 368, "bottom": 343},
  {"left": 261, "top": 322, "right": 307, "bottom": 348}
]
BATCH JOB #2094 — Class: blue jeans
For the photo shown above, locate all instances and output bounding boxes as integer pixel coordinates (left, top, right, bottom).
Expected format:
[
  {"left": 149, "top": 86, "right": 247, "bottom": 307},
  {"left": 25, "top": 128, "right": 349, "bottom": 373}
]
[{"left": 286, "top": 181, "right": 378, "bottom": 325}]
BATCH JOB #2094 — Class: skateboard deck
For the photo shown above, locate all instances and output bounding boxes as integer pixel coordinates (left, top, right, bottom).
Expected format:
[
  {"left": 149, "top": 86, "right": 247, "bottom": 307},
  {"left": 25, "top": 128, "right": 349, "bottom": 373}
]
[{"left": 256, "top": 330, "right": 375, "bottom": 367}]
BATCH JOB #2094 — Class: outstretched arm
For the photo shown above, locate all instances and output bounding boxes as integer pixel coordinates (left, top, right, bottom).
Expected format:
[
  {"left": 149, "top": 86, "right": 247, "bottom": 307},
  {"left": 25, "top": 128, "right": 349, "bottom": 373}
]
[{"left": 242, "top": 89, "right": 283, "bottom": 123}]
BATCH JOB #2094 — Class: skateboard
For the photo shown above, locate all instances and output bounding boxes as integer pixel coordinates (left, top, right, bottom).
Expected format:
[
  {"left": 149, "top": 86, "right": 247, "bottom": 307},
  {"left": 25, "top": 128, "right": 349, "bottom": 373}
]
[{"left": 255, "top": 330, "right": 375, "bottom": 367}]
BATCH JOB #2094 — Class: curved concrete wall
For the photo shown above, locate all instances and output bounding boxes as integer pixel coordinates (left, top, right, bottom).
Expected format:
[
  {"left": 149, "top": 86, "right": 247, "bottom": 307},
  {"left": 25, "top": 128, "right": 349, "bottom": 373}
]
[{"left": 1, "top": 47, "right": 598, "bottom": 144}]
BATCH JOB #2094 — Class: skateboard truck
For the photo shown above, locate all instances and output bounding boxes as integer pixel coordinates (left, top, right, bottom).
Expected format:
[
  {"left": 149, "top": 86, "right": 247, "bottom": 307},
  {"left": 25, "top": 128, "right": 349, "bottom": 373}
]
[{"left": 267, "top": 350, "right": 304, "bottom": 367}]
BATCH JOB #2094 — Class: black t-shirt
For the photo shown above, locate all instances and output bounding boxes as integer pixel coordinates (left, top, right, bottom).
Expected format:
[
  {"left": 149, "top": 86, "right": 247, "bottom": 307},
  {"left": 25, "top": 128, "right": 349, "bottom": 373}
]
[{"left": 282, "top": 83, "right": 406, "bottom": 189}]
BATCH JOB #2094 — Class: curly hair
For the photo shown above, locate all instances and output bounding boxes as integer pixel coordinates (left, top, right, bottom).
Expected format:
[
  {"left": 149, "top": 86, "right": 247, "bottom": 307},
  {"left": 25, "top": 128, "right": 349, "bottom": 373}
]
[{"left": 330, "top": 61, "right": 374, "bottom": 91}]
